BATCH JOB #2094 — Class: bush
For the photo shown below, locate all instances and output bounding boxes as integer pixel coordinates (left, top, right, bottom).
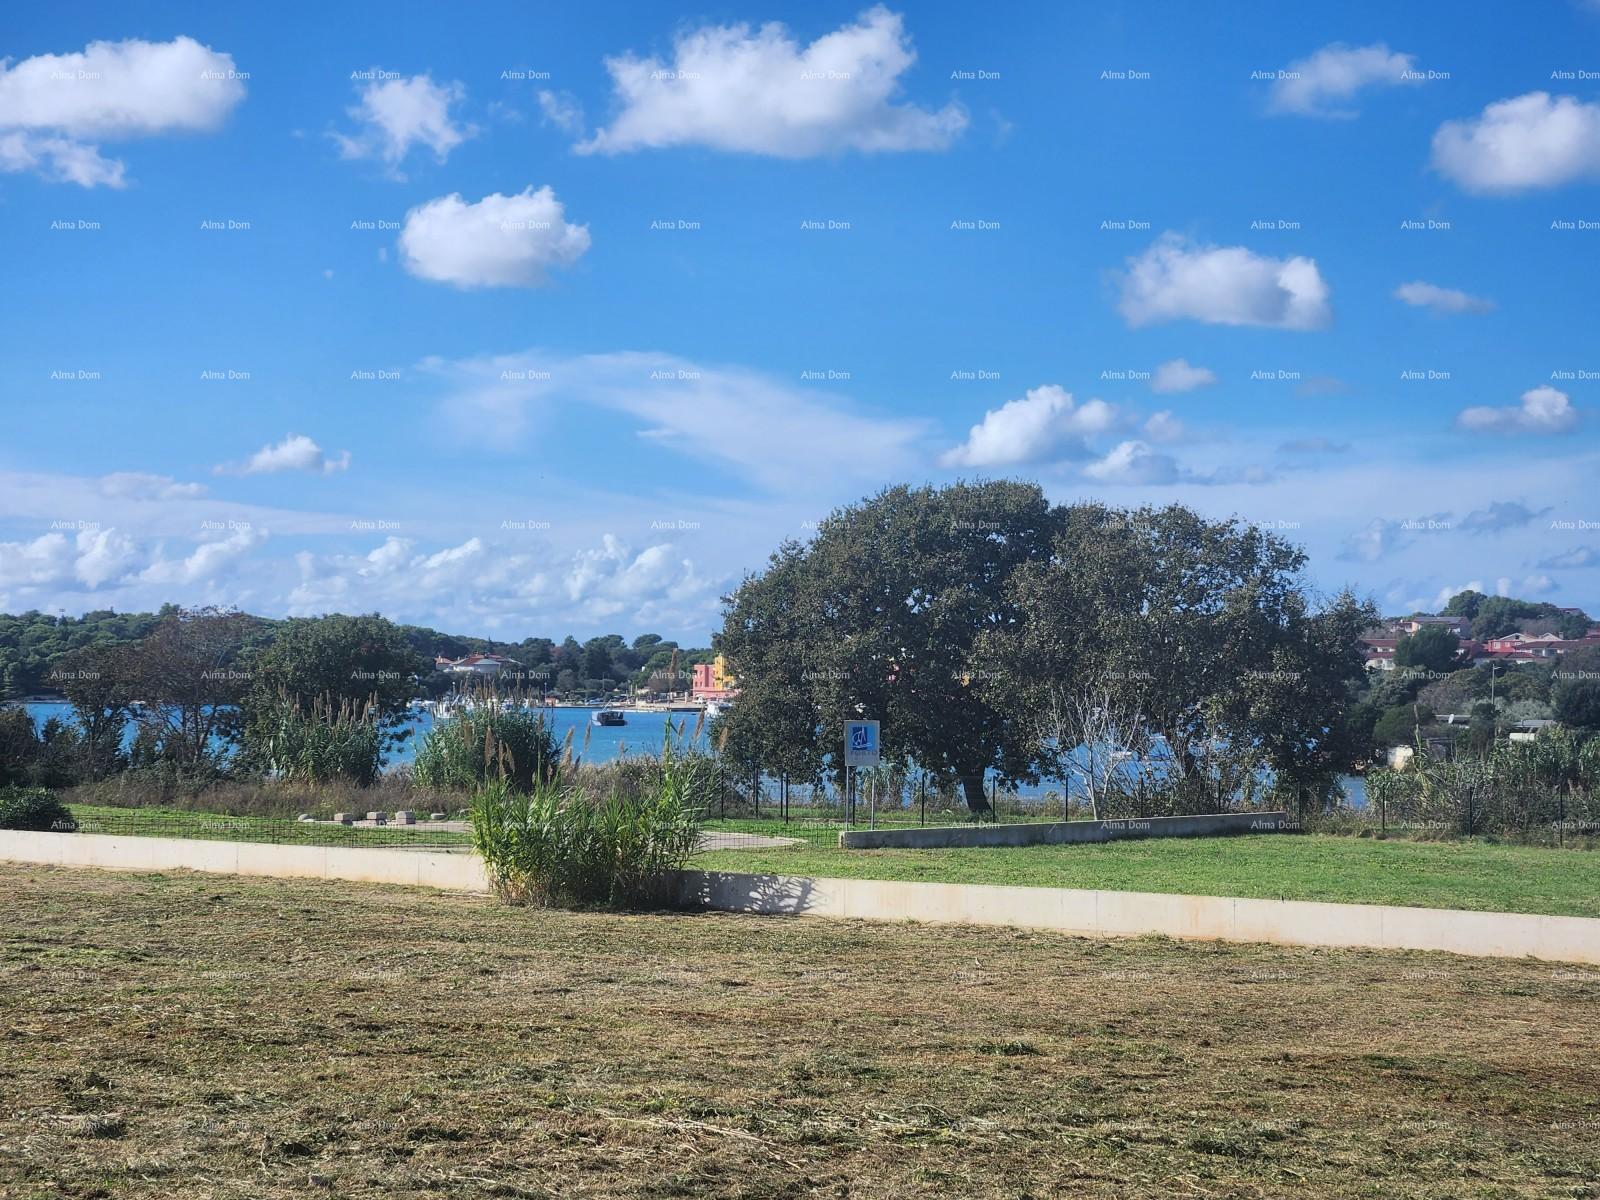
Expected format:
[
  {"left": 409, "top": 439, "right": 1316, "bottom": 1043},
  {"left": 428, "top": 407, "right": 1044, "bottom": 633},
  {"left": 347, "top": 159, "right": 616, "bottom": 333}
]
[
  {"left": 414, "top": 706, "right": 561, "bottom": 794},
  {"left": 470, "top": 745, "right": 705, "bottom": 908},
  {"left": 0, "top": 786, "right": 73, "bottom": 832}
]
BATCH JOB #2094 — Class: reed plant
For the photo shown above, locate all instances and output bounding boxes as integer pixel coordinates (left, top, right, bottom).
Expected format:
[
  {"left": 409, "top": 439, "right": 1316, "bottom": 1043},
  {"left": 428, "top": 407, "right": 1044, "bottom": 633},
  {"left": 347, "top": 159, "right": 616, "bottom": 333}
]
[
  {"left": 414, "top": 704, "right": 560, "bottom": 793},
  {"left": 244, "top": 694, "right": 383, "bottom": 786},
  {"left": 470, "top": 741, "right": 706, "bottom": 908}
]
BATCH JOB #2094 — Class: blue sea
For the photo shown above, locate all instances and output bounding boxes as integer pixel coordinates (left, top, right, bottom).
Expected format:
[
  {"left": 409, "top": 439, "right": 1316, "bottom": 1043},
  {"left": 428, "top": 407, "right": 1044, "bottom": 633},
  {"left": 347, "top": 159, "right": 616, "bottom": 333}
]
[
  {"left": 20, "top": 702, "right": 709, "bottom": 770},
  {"left": 17, "top": 700, "right": 1365, "bottom": 806}
]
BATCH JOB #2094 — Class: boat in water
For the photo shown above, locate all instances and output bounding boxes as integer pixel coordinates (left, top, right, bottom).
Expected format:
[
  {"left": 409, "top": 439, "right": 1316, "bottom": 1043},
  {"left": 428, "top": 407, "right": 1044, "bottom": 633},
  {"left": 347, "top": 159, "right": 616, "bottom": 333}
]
[{"left": 592, "top": 709, "right": 627, "bottom": 727}]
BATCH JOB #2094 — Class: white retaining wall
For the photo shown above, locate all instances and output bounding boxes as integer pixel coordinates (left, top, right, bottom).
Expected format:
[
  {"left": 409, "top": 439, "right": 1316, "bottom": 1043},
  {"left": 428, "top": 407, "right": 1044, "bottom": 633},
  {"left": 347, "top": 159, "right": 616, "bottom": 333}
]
[
  {"left": 3, "top": 831, "right": 1596, "bottom": 965},
  {"left": 0, "top": 829, "right": 490, "bottom": 892},
  {"left": 676, "top": 870, "right": 1600, "bottom": 966}
]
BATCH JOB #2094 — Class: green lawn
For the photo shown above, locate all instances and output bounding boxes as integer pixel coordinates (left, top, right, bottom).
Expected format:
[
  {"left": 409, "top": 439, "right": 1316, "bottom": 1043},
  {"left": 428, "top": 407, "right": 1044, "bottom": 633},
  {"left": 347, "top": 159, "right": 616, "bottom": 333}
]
[
  {"left": 64, "top": 804, "right": 474, "bottom": 850},
  {"left": 695, "top": 833, "right": 1600, "bottom": 919}
]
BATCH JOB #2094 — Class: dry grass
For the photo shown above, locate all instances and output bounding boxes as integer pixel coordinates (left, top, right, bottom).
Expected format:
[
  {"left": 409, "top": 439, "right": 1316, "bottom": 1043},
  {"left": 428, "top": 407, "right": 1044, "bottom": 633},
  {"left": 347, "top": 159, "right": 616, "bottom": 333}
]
[{"left": 2, "top": 865, "right": 1598, "bottom": 1199}]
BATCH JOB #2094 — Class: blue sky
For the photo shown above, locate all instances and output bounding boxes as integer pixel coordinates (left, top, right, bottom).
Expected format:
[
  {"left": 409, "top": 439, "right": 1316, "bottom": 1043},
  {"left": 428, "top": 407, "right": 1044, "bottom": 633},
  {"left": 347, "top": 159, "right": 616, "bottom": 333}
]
[{"left": 3, "top": 1, "right": 1599, "bottom": 641}]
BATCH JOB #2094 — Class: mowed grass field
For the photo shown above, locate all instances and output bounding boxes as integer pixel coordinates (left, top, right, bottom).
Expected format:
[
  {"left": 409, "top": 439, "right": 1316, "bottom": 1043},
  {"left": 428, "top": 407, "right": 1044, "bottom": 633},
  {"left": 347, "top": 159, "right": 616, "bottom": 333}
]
[
  {"left": 696, "top": 832, "right": 1600, "bottom": 919},
  {"left": 64, "top": 804, "right": 475, "bottom": 850},
  {"left": 3, "top": 866, "right": 1599, "bottom": 1199}
]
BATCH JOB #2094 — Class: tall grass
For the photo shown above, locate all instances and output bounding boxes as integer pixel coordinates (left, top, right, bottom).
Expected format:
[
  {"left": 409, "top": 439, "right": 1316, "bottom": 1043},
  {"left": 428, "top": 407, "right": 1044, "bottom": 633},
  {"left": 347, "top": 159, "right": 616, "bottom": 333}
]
[
  {"left": 470, "top": 743, "right": 706, "bottom": 908},
  {"left": 245, "top": 694, "right": 384, "bottom": 786},
  {"left": 414, "top": 705, "right": 560, "bottom": 793}
]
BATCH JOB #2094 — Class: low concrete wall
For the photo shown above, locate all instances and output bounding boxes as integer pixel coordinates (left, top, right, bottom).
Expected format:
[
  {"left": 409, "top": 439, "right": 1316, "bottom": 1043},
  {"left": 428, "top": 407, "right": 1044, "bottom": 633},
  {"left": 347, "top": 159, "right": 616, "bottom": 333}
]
[
  {"left": 0, "top": 830, "right": 490, "bottom": 892},
  {"left": 841, "top": 810, "right": 1298, "bottom": 850},
  {"left": 675, "top": 870, "right": 1600, "bottom": 966},
  {"left": 6, "top": 832, "right": 1596, "bottom": 965}
]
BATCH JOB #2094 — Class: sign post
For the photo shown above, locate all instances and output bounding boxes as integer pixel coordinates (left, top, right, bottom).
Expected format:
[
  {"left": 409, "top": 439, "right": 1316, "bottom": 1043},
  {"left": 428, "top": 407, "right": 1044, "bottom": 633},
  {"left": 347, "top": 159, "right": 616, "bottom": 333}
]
[{"left": 844, "top": 721, "right": 880, "bottom": 829}]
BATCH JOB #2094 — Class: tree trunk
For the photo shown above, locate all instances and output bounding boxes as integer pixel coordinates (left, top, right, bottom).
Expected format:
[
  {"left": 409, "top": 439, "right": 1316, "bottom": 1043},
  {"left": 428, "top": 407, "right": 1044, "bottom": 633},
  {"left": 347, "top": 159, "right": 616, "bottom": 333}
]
[{"left": 960, "top": 774, "right": 991, "bottom": 816}]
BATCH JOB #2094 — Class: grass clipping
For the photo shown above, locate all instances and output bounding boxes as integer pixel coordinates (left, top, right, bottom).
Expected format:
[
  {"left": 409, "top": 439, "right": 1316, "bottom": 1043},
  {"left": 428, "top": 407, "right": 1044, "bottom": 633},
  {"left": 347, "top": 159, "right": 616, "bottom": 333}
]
[{"left": 469, "top": 743, "right": 706, "bottom": 909}]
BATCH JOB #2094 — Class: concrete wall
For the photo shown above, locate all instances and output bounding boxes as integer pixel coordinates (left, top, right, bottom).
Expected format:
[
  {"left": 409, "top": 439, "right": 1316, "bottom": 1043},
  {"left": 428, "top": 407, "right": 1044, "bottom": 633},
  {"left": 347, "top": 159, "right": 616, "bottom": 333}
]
[
  {"left": 841, "top": 810, "right": 1298, "bottom": 850},
  {"left": 0, "top": 829, "right": 490, "bottom": 892},
  {"left": 5, "top": 831, "right": 1595, "bottom": 965},
  {"left": 676, "top": 870, "right": 1600, "bottom": 966}
]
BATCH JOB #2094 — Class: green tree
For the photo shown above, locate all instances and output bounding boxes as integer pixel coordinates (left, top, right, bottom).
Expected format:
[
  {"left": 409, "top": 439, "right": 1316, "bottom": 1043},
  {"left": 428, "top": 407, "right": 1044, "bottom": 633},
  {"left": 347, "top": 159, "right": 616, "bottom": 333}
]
[
  {"left": 719, "top": 481, "right": 1060, "bottom": 813},
  {"left": 57, "top": 643, "right": 135, "bottom": 781},
  {"left": 1394, "top": 625, "right": 1461, "bottom": 674},
  {"left": 125, "top": 607, "right": 258, "bottom": 770},
  {"left": 1442, "top": 589, "right": 1488, "bottom": 620},
  {"left": 1553, "top": 662, "right": 1600, "bottom": 730},
  {"left": 242, "top": 613, "right": 424, "bottom": 755},
  {"left": 1373, "top": 703, "right": 1433, "bottom": 749}
]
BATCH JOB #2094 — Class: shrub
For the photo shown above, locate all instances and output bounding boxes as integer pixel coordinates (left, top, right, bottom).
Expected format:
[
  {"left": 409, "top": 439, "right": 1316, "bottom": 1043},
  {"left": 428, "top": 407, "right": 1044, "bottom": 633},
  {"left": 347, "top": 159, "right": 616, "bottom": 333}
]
[
  {"left": 470, "top": 745, "right": 705, "bottom": 908},
  {"left": 414, "top": 706, "right": 560, "bottom": 794},
  {"left": 0, "top": 786, "right": 74, "bottom": 832}
]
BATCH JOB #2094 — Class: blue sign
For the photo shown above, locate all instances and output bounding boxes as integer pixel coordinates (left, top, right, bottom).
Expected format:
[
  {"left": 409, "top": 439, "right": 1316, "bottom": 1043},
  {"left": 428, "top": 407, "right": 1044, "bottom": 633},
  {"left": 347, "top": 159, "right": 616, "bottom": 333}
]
[{"left": 844, "top": 719, "right": 880, "bottom": 767}]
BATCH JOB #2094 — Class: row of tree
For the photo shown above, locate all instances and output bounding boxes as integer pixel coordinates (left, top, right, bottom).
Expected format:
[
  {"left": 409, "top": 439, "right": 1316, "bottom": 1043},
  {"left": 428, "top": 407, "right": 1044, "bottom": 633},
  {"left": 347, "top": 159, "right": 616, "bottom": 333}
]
[
  {"left": 0, "top": 608, "right": 711, "bottom": 702},
  {"left": 713, "top": 483, "right": 1377, "bottom": 815}
]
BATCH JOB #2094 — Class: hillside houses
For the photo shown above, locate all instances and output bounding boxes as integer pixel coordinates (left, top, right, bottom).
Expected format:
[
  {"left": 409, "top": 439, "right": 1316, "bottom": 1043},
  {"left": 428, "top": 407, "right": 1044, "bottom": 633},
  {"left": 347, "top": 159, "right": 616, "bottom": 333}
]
[{"left": 1361, "top": 619, "right": 1600, "bottom": 671}]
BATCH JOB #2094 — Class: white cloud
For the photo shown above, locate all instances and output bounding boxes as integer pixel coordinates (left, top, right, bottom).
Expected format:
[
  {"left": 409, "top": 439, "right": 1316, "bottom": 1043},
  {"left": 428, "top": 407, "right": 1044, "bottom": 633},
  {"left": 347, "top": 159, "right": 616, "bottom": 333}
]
[
  {"left": 424, "top": 349, "right": 928, "bottom": 492},
  {"left": 98, "top": 472, "right": 206, "bottom": 500},
  {"left": 1394, "top": 280, "right": 1493, "bottom": 315},
  {"left": 0, "top": 527, "right": 143, "bottom": 591},
  {"left": 399, "top": 187, "right": 591, "bottom": 288},
  {"left": 334, "top": 73, "right": 472, "bottom": 173},
  {"left": 939, "top": 385, "right": 1117, "bottom": 468},
  {"left": 139, "top": 527, "right": 265, "bottom": 586},
  {"left": 1083, "top": 440, "right": 1182, "bottom": 486},
  {"left": 287, "top": 532, "right": 717, "bottom": 635},
  {"left": 218, "top": 434, "right": 351, "bottom": 476},
  {"left": 0, "top": 36, "right": 244, "bottom": 187},
  {"left": 1150, "top": 358, "right": 1217, "bottom": 394},
  {"left": 575, "top": 6, "right": 966, "bottom": 157},
  {"left": 1458, "top": 386, "right": 1579, "bottom": 435},
  {"left": 1268, "top": 43, "right": 1417, "bottom": 117},
  {"left": 1116, "top": 234, "right": 1331, "bottom": 330},
  {"left": 1143, "top": 411, "right": 1185, "bottom": 443},
  {"left": 0, "top": 130, "right": 124, "bottom": 186},
  {"left": 1432, "top": 92, "right": 1600, "bottom": 192},
  {"left": 536, "top": 89, "right": 585, "bottom": 136}
]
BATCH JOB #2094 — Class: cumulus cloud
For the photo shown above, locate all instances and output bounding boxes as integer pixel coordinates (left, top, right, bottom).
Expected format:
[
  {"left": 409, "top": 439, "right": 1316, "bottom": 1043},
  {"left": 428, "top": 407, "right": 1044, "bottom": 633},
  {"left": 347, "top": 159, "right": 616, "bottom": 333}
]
[
  {"left": 575, "top": 7, "right": 966, "bottom": 157},
  {"left": 1432, "top": 92, "right": 1600, "bottom": 192},
  {"left": 1458, "top": 386, "right": 1580, "bottom": 434},
  {"left": 333, "top": 73, "right": 472, "bottom": 173},
  {"left": 1082, "top": 440, "right": 1182, "bottom": 486},
  {"left": 0, "top": 529, "right": 133, "bottom": 589},
  {"left": 939, "top": 385, "right": 1117, "bottom": 468},
  {"left": 1394, "top": 280, "right": 1493, "bottom": 315},
  {"left": 1116, "top": 234, "right": 1331, "bottom": 330},
  {"left": 1149, "top": 358, "right": 1217, "bottom": 394},
  {"left": 1142, "top": 411, "right": 1185, "bottom": 443},
  {"left": 139, "top": 526, "right": 264, "bottom": 586},
  {"left": 217, "top": 434, "right": 351, "bottom": 476},
  {"left": 399, "top": 186, "right": 591, "bottom": 288},
  {"left": 1268, "top": 42, "right": 1418, "bottom": 117},
  {"left": 287, "top": 532, "right": 716, "bottom": 633},
  {"left": 0, "top": 36, "right": 244, "bottom": 187}
]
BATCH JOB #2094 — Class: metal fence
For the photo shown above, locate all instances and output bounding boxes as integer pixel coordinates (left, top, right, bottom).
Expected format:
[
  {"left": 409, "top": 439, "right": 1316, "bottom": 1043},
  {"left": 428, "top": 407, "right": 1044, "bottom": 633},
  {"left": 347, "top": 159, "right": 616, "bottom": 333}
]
[{"left": 57, "top": 808, "right": 477, "bottom": 852}]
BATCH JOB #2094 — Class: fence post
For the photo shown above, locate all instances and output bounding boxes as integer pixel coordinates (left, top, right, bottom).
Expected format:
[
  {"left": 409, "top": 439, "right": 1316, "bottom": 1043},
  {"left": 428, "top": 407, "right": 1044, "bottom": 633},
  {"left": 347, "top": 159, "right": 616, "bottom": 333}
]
[
  {"left": 990, "top": 777, "right": 998, "bottom": 823},
  {"left": 919, "top": 775, "right": 926, "bottom": 826}
]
